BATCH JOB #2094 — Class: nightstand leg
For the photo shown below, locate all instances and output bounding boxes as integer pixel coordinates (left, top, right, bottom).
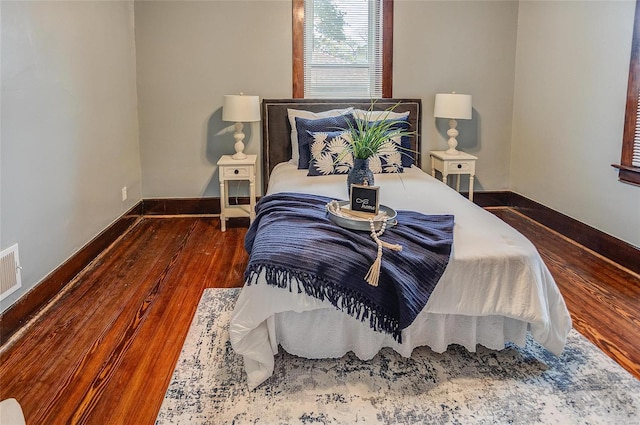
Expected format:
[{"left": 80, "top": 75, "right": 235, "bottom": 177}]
[
  {"left": 219, "top": 181, "right": 226, "bottom": 232},
  {"left": 469, "top": 175, "right": 475, "bottom": 202},
  {"left": 442, "top": 172, "right": 448, "bottom": 185},
  {"left": 249, "top": 178, "right": 256, "bottom": 223},
  {"left": 456, "top": 175, "right": 461, "bottom": 192}
]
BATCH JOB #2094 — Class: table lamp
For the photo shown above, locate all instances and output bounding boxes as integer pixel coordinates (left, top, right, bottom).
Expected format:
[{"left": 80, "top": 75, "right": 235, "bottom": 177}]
[
  {"left": 434, "top": 93, "right": 472, "bottom": 155},
  {"left": 222, "top": 93, "right": 260, "bottom": 160}
]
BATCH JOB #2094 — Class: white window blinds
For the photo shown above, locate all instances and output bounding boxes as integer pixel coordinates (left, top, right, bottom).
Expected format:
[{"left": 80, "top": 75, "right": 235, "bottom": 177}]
[
  {"left": 634, "top": 90, "right": 640, "bottom": 167},
  {"left": 303, "top": 0, "right": 383, "bottom": 98}
]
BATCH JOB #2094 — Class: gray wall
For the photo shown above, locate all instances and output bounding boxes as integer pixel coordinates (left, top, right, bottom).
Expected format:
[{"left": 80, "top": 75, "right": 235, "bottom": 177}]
[
  {"left": 135, "top": 0, "right": 519, "bottom": 196},
  {"left": 135, "top": 0, "right": 292, "bottom": 199},
  {"left": 0, "top": 1, "right": 141, "bottom": 311},
  {"left": 394, "top": 0, "right": 518, "bottom": 189},
  {"left": 511, "top": 0, "right": 640, "bottom": 248}
]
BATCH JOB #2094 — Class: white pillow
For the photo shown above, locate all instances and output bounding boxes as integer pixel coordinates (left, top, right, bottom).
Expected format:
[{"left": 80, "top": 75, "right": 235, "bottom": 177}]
[
  {"left": 353, "top": 109, "right": 410, "bottom": 121},
  {"left": 287, "top": 107, "right": 354, "bottom": 164}
]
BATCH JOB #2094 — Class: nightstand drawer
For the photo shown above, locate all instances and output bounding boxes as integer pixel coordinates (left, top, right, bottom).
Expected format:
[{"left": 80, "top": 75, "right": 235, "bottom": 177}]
[
  {"left": 222, "top": 166, "right": 252, "bottom": 179},
  {"left": 447, "top": 160, "right": 475, "bottom": 173}
]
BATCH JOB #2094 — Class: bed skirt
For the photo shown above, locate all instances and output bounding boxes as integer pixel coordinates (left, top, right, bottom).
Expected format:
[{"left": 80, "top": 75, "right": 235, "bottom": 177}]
[{"left": 231, "top": 277, "right": 531, "bottom": 390}]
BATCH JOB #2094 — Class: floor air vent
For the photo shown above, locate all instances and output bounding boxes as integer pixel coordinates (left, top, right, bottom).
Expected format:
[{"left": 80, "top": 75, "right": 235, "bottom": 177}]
[{"left": 1, "top": 244, "right": 22, "bottom": 301}]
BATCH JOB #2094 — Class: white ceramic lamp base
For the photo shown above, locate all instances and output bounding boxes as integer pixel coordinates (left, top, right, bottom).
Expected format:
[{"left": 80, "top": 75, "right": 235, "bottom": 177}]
[
  {"left": 232, "top": 122, "right": 247, "bottom": 160},
  {"left": 445, "top": 119, "right": 460, "bottom": 155}
]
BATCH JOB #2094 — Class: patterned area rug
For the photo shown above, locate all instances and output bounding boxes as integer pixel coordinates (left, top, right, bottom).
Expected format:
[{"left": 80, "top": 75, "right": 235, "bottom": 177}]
[{"left": 156, "top": 288, "right": 640, "bottom": 424}]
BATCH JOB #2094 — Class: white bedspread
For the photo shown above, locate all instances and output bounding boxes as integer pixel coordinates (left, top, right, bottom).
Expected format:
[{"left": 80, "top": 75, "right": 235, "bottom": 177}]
[{"left": 230, "top": 163, "right": 572, "bottom": 390}]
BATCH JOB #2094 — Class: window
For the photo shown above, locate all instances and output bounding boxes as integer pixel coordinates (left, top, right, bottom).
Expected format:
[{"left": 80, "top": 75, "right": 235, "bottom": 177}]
[
  {"left": 292, "top": 0, "right": 393, "bottom": 98},
  {"left": 614, "top": 0, "right": 640, "bottom": 185}
]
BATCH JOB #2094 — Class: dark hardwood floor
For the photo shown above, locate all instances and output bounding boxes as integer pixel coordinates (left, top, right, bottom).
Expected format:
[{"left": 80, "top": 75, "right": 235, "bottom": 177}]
[{"left": 0, "top": 209, "right": 638, "bottom": 424}]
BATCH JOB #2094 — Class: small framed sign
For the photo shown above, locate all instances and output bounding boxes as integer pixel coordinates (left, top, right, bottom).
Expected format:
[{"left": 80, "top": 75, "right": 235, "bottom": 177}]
[{"left": 350, "top": 184, "right": 380, "bottom": 216}]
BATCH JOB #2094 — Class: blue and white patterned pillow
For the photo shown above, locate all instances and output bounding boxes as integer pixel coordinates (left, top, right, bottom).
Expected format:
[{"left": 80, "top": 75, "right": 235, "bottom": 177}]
[
  {"left": 307, "top": 131, "right": 354, "bottom": 176},
  {"left": 368, "top": 136, "right": 404, "bottom": 174},
  {"left": 307, "top": 130, "right": 404, "bottom": 176},
  {"left": 294, "top": 115, "right": 355, "bottom": 169}
]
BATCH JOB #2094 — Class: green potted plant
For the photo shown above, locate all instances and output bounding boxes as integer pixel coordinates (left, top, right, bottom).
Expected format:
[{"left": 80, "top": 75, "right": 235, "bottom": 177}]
[{"left": 340, "top": 103, "right": 415, "bottom": 192}]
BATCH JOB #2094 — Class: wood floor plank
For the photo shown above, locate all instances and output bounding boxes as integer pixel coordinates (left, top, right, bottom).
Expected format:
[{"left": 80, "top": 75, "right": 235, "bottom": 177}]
[
  {"left": 0, "top": 219, "right": 160, "bottom": 414},
  {"left": 0, "top": 209, "right": 637, "bottom": 425},
  {"left": 51, "top": 219, "right": 198, "bottom": 425},
  {"left": 1, "top": 218, "right": 197, "bottom": 424},
  {"left": 91, "top": 218, "right": 242, "bottom": 424}
]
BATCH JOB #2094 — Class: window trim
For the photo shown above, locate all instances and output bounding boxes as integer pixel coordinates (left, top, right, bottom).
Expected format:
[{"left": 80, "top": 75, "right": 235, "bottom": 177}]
[
  {"left": 292, "top": 0, "right": 393, "bottom": 99},
  {"left": 613, "top": 0, "right": 640, "bottom": 186}
]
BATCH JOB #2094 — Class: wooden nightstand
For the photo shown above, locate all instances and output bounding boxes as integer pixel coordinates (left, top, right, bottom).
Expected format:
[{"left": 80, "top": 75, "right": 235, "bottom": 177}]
[
  {"left": 217, "top": 154, "right": 257, "bottom": 231},
  {"left": 429, "top": 150, "right": 478, "bottom": 201}
]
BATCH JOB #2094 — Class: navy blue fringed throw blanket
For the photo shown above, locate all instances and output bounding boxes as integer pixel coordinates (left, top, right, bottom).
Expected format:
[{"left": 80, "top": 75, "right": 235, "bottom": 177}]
[{"left": 244, "top": 192, "right": 454, "bottom": 342}]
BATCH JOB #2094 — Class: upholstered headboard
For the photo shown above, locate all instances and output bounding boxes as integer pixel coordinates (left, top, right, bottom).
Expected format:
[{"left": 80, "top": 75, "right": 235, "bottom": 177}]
[{"left": 261, "top": 98, "right": 422, "bottom": 193}]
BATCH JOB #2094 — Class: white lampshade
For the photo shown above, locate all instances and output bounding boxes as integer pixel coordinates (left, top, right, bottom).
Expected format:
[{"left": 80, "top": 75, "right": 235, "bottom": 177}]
[
  {"left": 434, "top": 93, "right": 472, "bottom": 120},
  {"left": 222, "top": 94, "right": 261, "bottom": 122}
]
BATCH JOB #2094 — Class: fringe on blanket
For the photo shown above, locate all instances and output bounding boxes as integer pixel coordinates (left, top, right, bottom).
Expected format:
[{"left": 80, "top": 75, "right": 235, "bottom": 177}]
[{"left": 245, "top": 263, "right": 402, "bottom": 343}]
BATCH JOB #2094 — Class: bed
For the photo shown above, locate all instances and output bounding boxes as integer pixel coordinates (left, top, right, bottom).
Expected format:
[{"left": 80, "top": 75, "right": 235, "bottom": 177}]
[{"left": 229, "top": 99, "right": 572, "bottom": 390}]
